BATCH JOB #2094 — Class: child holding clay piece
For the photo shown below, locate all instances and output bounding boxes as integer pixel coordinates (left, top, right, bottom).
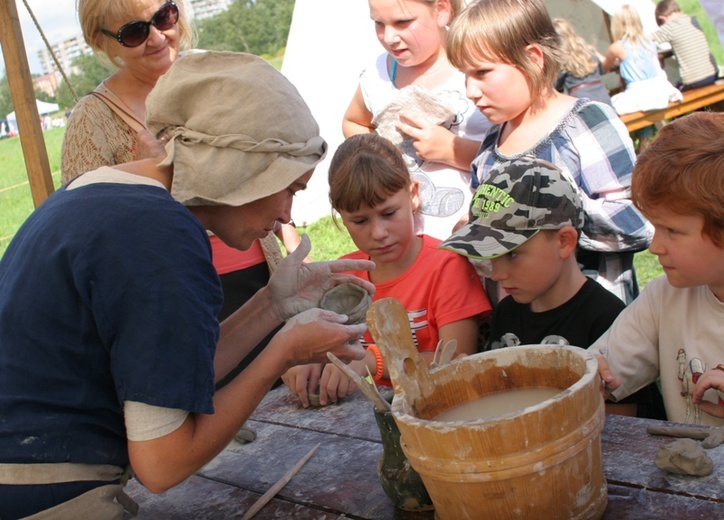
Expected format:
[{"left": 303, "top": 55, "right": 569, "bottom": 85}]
[
  {"left": 343, "top": 0, "right": 490, "bottom": 240},
  {"left": 282, "top": 134, "right": 492, "bottom": 407},
  {"left": 440, "top": 156, "right": 663, "bottom": 419},
  {"left": 591, "top": 112, "right": 724, "bottom": 427}
]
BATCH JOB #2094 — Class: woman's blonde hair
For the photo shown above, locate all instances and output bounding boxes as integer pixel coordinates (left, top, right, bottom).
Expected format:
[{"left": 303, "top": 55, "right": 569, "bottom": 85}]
[
  {"left": 553, "top": 18, "right": 598, "bottom": 78},
  {"left": 447, "top": 0, "right": 561, "bottom": 98},
  {"left": 610, "top": 5, "right": 652, "bottom": 51},
  {"left": 329, "top": 134, "right": 411, "bottom": 216},
  {"left": 78, "top": 0, "right": 195, "bottom": 69}
]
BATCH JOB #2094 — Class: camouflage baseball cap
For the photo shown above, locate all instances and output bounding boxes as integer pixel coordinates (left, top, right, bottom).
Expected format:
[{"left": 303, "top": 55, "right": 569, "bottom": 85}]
[{"left": 440, "top": 156, "right": 583, "bottom": 259}]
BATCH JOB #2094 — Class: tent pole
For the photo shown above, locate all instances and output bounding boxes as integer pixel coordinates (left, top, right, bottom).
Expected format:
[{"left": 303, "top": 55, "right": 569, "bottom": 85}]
[{"left": 0, "top": 0, "right": 55, "bottom": 207}]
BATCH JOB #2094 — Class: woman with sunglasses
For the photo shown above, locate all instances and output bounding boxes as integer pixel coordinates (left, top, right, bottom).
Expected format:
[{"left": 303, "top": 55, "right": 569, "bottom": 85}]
[{"left": 62, "top": 0, "right": 192, "bottom": 181}]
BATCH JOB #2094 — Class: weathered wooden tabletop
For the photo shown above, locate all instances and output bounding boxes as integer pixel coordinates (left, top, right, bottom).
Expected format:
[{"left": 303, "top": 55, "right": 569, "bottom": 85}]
[{"left": 127, "top": 386, "right": 724, "bottom": 519}]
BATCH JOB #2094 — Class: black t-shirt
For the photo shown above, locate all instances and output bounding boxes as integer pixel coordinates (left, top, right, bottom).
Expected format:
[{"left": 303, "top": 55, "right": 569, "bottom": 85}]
[
  {"left": 486, "top": 277, "right": 666, "bottom": 419},
  {"left": 487, "top": 278, "right": 624, "bottom": 350}
]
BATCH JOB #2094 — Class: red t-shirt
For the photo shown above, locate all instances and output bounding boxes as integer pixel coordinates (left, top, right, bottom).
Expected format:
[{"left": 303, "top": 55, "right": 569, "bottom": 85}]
[
  {"left": 341, "top": 235, "right": 492, "bottom": 385},
  {"left": 209, "top": 235, "right": 266, "bottom": 275}
]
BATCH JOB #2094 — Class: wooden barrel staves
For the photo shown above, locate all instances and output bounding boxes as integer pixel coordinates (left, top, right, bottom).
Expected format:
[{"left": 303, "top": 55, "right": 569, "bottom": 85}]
[{"left": 367, "top": 298, "right": 607, "bottom": 520}]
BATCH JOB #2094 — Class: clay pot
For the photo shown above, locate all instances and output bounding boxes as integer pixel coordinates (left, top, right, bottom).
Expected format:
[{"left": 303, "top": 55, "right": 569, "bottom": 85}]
[{"left": 320, "top": 283, "right": 372, "bottom": 325}]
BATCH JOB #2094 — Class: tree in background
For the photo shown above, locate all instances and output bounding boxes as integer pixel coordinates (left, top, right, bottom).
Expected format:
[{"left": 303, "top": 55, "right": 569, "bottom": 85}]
[
  {"left": 197, "top": 0, "right": 294, "bottom": 56},
  {"left": 55, "top": 54, "right": 114, "bottom": 111}
]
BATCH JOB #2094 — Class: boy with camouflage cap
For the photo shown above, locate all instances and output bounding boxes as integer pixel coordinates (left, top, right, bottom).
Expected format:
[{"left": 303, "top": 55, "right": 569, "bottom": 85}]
[{"left": 441, "top": 156, "right": 663, "bottom": 417}]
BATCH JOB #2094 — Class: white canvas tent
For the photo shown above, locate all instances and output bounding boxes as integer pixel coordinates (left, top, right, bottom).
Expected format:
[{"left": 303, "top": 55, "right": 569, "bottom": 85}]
[
  {"left": 281, "top": 0, "right": 661, "bottom": 227},
  {"left": 6, "top": 98, "right": 60, "bottom": 135},
  {"left": 281, "top": 0, "right": 379, "bottom": 227}
]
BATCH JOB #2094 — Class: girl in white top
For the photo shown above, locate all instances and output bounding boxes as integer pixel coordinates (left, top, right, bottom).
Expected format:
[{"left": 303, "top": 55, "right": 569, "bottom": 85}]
[{"left": 343, "top": 0, "right": 490, "bottom": 240}]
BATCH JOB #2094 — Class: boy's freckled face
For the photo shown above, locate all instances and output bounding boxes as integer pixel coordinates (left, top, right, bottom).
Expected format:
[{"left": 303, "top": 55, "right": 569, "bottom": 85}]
[
  {"left": 462, "top": 59, "right": 532, "bottom": 125},
  {"left": 646, "top": 208, "right": 724, "bottom": 294},
  {"left": 489, "top": 231, "right": 564, "bottom": 308}
]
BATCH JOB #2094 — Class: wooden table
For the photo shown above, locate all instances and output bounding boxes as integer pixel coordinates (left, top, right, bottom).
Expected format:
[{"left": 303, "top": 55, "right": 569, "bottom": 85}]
[{"left": 127, "top": 386, "right": 724, "bottom": 519}]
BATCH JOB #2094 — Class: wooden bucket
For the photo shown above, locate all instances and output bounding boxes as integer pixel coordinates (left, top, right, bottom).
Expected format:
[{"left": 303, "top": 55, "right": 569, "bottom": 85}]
[{"left": 368, "top": 298, "right": 607, "bottom": 520}]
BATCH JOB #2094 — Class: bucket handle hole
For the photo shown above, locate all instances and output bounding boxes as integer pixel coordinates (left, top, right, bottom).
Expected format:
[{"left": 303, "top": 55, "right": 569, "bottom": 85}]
[{"left": 403, "top": 357, "right": 416, "bottom": 377}]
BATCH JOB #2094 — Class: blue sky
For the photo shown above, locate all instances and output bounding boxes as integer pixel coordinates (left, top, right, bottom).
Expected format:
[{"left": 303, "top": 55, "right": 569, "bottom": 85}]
[{"left": 1, "top": 0, "right": 81, "bottom": 75}]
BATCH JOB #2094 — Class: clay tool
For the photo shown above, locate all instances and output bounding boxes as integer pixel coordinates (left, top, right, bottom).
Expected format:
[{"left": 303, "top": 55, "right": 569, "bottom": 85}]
[
  {"left": 327, "top": 352, "right": 391, "bottom": 411},
  {"left": 431, "top": 339, "right": 457, "bottom": 368},
  {"left": 647, "top": 425, "right": 724, "bottom": 449},
  {"left": 240, "top": 443, "right": 320, "bottom": 520}
]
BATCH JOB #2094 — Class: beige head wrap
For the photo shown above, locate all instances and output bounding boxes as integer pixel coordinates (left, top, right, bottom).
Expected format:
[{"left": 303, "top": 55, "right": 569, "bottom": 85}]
[{"left": 146, "top": 51, "right": 327, "bottom": 206}]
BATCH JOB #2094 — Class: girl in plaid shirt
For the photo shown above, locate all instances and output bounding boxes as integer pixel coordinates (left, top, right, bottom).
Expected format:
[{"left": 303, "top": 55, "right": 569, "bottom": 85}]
[{"left": 446, "top": 0, "right": 652, "bottom": 305}]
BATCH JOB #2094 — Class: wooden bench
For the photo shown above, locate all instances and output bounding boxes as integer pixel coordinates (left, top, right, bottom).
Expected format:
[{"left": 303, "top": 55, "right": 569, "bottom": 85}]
[{"left": 620, "top": 80, "right": 724, "bottom": 132}]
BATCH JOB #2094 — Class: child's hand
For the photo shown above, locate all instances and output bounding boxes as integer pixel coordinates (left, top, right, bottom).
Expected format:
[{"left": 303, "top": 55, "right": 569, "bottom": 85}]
[
  {"left": 691, "top": 366, "right": 724, "bottom": 419},
  {"left": 318, "top": 361, "right": 364, "bottom": 405},
  {"left": 396, "top": 111, "right": 456, "bottom": 164},
  {"left": 281, "top": 363, "right": 324, "bottom": 408},
  {"left": 596, "top": 354, "right": 621, "bottom": 399}
]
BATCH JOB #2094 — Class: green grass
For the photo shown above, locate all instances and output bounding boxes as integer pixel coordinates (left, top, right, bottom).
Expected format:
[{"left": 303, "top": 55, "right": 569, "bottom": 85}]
[
  {"left": 633, "top": 249, "right": 664, "bottom": 287},
  {"left": 297, "top": 216, "right": 355, "bottom": 262},
  {"left": 0, "top": 127, "right": 63, "bottom": 253}
]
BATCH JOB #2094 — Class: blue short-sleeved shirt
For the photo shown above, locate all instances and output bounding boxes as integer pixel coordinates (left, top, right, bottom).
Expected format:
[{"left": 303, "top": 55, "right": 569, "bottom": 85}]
[{"left": 0, "top": 176, "right": 222, "bottom": 467}]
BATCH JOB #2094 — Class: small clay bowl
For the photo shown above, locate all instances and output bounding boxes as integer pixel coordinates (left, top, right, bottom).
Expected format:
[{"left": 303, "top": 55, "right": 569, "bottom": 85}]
[{"left": 320, "top": 283, "right": 372, "bottom": 325}]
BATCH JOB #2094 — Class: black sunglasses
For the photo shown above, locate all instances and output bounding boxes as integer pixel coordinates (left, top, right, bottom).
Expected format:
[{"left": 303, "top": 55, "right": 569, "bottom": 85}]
[{"left": 101, "top": 2, "right": 179, "bottom": 48}]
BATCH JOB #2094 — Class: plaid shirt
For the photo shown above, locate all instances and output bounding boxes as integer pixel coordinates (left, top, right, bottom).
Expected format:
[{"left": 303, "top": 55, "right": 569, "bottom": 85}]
[{"left": 471, "top": 99, "right": 653, "bottom": 304}]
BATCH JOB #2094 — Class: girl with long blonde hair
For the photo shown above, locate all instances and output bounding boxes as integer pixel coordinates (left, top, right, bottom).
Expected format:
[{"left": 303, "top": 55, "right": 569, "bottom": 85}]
[
  {"left": 603, "top": 4, "right": 681, "bottom": 116},
  {"left": 553, "top": 17, "right": 612, "bottom": 105}
]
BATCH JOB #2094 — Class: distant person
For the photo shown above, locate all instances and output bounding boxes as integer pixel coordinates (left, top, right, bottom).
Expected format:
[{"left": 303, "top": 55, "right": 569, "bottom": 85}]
[
  {"left": 343, "top": 0, "right": 490, "bottom": 240},
  {"left": 652, "top": 0, "right": 719, "bottom": 91},
  {"left": 441, "top": 156, "right": 664, "bottom": 419},
  {"left": 0, "top": 51, "right": 373, "bottom": 519},
  {"left": 602, "top": 4, "right": 682, "bottom": 116},
  {"left": 447, "top": 0, "right": 651, "bottom": 305},
  {"left": 593, "top": 112, "right": 724, "bottom": 427},
  {"left": 283, "top": 133, "right": 492, "bottom": 407},
  {"left": 553, "top": 17, "right": 612, "bottom": 106}
]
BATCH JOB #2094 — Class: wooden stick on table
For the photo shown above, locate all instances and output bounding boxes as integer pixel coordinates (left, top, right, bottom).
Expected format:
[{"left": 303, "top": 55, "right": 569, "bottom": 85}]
[{"left": 240, "top": 443, "right": 320, "bottom": 520}]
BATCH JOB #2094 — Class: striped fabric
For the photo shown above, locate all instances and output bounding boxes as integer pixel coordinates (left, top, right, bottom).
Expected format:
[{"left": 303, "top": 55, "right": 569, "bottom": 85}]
[{"left": 651, "top": 15, "right": 718, "bottom": 86}]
